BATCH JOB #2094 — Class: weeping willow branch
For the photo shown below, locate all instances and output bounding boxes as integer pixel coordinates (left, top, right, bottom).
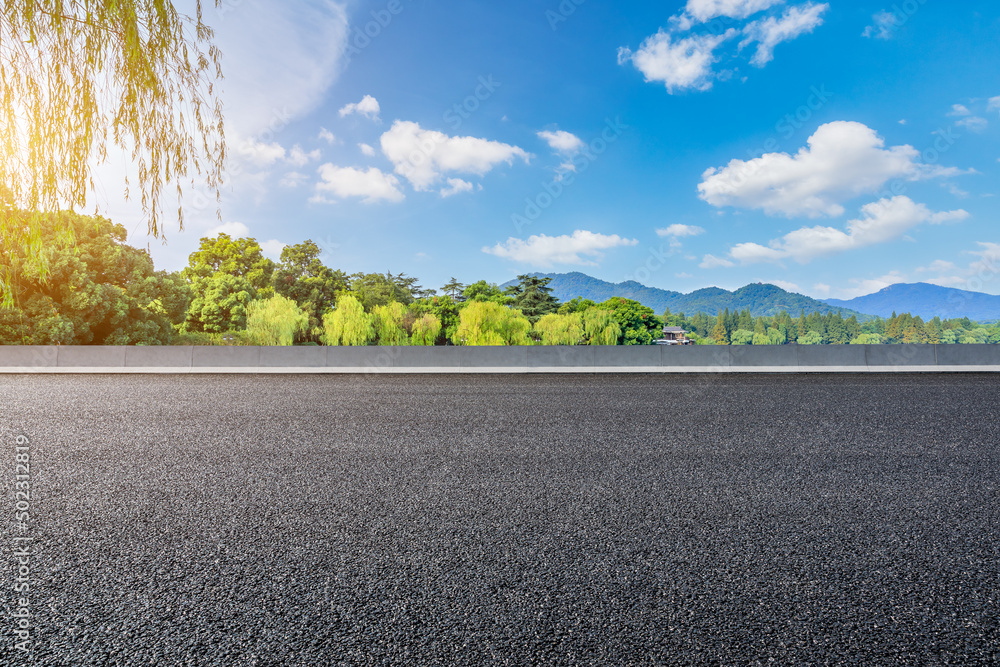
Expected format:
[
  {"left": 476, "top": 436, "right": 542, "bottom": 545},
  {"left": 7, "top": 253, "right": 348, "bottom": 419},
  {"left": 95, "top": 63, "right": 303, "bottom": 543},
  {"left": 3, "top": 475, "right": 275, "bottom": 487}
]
[{"left": 0, "top": 0, "right": 225, "bottom": 307}]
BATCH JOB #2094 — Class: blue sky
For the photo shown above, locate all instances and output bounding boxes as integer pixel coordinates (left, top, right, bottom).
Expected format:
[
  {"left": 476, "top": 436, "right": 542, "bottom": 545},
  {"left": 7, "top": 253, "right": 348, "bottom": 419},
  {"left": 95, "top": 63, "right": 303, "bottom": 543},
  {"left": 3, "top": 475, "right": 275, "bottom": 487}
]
[{"left": 123, "top": 0, "right": 1000, "bottom": 299}]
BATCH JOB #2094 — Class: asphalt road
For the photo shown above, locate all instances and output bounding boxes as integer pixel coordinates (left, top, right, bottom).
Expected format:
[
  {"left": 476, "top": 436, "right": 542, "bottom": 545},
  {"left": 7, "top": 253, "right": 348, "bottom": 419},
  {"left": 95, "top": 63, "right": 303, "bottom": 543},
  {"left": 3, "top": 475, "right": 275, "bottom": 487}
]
[{"left": 2, "top": 374, "right": 998, "bottom": 666}]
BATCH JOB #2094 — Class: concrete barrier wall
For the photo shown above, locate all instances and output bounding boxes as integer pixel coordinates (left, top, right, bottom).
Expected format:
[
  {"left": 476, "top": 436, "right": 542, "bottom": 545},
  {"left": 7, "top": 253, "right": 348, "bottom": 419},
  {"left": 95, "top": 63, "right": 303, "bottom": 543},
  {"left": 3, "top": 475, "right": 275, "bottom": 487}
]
[{"left": 1, "top": 344, "right": 999, "bottom": 372}]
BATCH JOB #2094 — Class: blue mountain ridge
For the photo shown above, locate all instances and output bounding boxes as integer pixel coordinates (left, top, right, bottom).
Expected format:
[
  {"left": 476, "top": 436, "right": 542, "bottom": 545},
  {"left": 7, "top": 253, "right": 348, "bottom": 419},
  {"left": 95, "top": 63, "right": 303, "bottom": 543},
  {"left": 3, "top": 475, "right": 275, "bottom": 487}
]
[
  {"left": 824, "top": 283, "right": 1000, "bottom": 321},
  {"left": 500, "top": 272, "right": 872, "bottom": 319}
]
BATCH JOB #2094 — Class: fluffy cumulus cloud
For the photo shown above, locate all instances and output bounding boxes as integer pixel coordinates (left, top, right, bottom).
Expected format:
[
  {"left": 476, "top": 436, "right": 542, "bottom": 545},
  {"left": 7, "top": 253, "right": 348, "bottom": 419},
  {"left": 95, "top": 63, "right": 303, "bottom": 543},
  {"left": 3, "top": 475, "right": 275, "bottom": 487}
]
[
  {"left": 989, "top": 97, "right": 1000, "bottom": 114},
  {"left": 208, "top": 221, "right": 251, "bottom": 237},
  {"left": 537, "top": 130, "right": 585, "bottom": 154},
  {"left": 358, "top": 143, "right": 376, "bottom": 157},
  {"left": 683, "top": 0, "right": 782, "bottom": 23},
  {"left": 699, "top": 254, "right": 735, "bottom": 269},
  {"left": 483, "top": 231, "right": 638, "bottom": 267},
  {"left": 725, "top": 196, "right": 969, "bottom": 265},
  {"left": 862, "top": 10, "right": 898, "bottom": 39},
  {"left": 439, "top": 178, "right": 474, "bottom": 198},
  {"left": 657, "top": 224, "right": 706, "bottom": 238},
  {"left": 287, "top": 145, "right": 321, "bottom": 167},
  {"left": 318, "top": 127, "right": 336, "bottom": 144},
  {"left": 338, "top": 95, "right": 381, "bottom": 121},
  {"left": 380, "top": 120, "right": 530, "bottom": 191},
  {"left": 698, "top": 121, "right": 964, "bottom": 218},
  {"left": 618, "top": 30, "right": 735, "bottom": 93},
  {"left": 623, "top": 1, "right": 828, "bottom": 92},
  {"left": 260, "top": 239, "right": 287, "bottom": 260},
  {"left": 740, "top": 3, "right": 828, "bottom": 67},
  {"left": 313, "top": 164, "right": 404, "bottom": 204}
]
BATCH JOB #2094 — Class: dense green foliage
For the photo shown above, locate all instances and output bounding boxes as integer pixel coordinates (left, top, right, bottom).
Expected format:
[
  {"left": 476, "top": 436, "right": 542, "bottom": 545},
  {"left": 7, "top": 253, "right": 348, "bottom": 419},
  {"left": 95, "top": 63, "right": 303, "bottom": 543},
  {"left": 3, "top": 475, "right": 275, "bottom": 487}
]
[
  {"left": 182, "top": 234, "right": 275, "bottom": 333},
  {"left": 599, "top": 297, "right": 663, "bottom": 345},
  {"left": 4, "top": 216, "right": 999, "bottom": 347},
  {"left": 272, "top": 241, "right": 348, "bottom": 342},
  {"left": 0, "top": 212, "right": 190, "bottom": 344},
  {"left": 245, "top": 295, "right": 309, "bottom": 346},
  {"left": 504, "top": 275, "right": 560, "bottom": 323}
]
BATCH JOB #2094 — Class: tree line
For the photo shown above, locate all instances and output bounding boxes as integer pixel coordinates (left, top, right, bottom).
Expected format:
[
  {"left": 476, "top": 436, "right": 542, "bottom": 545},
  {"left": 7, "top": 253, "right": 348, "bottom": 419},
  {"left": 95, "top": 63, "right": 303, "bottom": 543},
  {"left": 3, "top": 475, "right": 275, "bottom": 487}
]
[{"left": 2, "top": 212, "right": 998, "bottom": 346}]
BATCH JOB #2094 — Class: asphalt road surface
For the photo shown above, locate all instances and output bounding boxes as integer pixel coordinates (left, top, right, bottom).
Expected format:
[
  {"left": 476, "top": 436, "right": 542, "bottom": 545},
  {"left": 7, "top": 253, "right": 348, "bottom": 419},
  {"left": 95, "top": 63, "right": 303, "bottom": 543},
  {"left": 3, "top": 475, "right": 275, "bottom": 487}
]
[{"left": 2, "top": 374, "right": 998, "bottom": 666}]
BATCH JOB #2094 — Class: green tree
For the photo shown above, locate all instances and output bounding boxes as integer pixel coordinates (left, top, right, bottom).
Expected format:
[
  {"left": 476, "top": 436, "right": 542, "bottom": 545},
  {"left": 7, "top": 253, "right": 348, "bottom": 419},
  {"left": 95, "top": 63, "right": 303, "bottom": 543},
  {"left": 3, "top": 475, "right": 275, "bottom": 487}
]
[
  {"left": 182, "top": 234, "right": 275, "bottom": 333},
  {"left": 441, "top": 277, "right": 466, "bottom": 300},
  {"left": 582, "top": 307, "right": 622, "bottom": 345},
  {"left": 851, "top": 333, "right": 882, "bottom": 344},
  {"left": 411, "top": 295, "right": 462, "bottom": 344},
  {"left": 599, "top": 297, "right": 662, "bottom": 345},
  {"left": 349, "top": 271, "right": 425, "bottom": 310},
  {"left": 322, "top": 295, "right": 374, "bottom": 346},
  {"left": 0, "top": 212, "right": 190, "bottom": 344},
  {"left": 272, "top": 241, "right": 348, "bottom": 340},
  {"left": 0, "top": 1, "right": 225, "bottom": 306},
  {"left": 452, "top": 301, "right": 531, "bottom": 345},
  {"left": 462, "top": 280, "right": 511, "bottom": 304},
  {"left": 245, "top": 295, "right": 308, "bottom": 346},
  {"left": 712, "top": 310, "right": 729, "bottom": 345},
  {"left": 534, "top": 313, "right": 584, "bottom": 345},
  {"left": 732, "top": 329, "right": 754, "bottom": 345},
  {"left": 558, "top": 297, "right": 598, "bottom": 315},
  {"left": 410, "top": 313, "right": 442, "bottom": 346},
  {"left": 798, "top": 330, "right": 824, "bottom": 345},
  {"left": 505, "top": 275, "right": 560, "bottom": 322},
  {"left": 372, "top": 302, "right": 409, "bottom": 346}
]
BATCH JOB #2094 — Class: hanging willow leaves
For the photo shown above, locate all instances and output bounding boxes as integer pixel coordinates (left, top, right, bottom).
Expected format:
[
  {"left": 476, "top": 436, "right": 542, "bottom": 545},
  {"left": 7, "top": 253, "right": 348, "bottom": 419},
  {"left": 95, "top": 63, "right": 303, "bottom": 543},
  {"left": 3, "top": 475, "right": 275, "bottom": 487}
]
[{"left": 0, "top": 0, "right": 225, "bottom": 306}]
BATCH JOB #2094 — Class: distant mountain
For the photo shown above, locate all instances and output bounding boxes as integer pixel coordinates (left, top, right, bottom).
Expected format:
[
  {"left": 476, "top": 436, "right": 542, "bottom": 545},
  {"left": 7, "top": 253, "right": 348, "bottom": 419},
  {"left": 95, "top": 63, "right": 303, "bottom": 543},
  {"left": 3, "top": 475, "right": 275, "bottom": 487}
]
[
  {"left": 501, "top": 272, "right": 871, "bottom": 319},
  {"left": 824, "top": 283, "right": 1000, "bottom": 321}
]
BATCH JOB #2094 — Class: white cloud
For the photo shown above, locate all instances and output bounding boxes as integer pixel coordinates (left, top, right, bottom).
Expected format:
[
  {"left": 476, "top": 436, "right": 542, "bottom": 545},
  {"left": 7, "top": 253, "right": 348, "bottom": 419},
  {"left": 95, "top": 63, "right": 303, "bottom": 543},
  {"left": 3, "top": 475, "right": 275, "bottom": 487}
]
[
  {"left": 279, "top": 171, "right": 308, "bottom": 188},
  {"left": 318, "top": 127, "right": 336, "bottom": 144},
  {"left": 537, "top": 130, "right": 584, "bottom": 154},
  {"left": 338, "top": 95, "right": 381, "bottom": 121},
  {"left": 698, "top": 121, "right": 964, "bottom": 218},
  {"left": 236, "top": 138, "right": 287, "bottom": 167},
  {"left": 725, "top": 196, "right": 969, "bottom": 265},
  {"left": 740, "top": 3, "right": 828, "bottom": 67},
  {"left": 675, "top": 272, "right": 695, "bottom": 279},
  {"left": 956, "top": 116, "right": 988, "bottom": 132},
  {"left": 483, "top": 230, "right": 638, "bottom": 267},
  {"left": 862, "top": 10, "right": 898, "bottom": 39},
  {"left": 314, "top": 164, "right": 404, "bottom": 203},
  {"left": 287, "top": 145, "right": 321, "bottom": 167},
  {"left": 358, "top": 143, "right": 376, "bottom": 157},
  {"left": 657, "top": 224, "right": 706, "bottom": 238},
  {"left": 699, "top": 254, "right": 735, "bottom": 269},
  {"left": 260, "top": 239, "right": 287, "bottom": 260},
  {"left": 380, "top": 120, "right": 530, "bottom": 191},
  {"left": 440, "top": 178, "right": 474, "bottom": 198},
  {"left": 917, "top": 259, "right": 957, "bottom": 274},
  {"left": 767, "top": 279, "right": 800, "bottom": 292},
  {"left": 617, "top": 29, "right": 736, "bottom": 94},
  {"left": 683, "top": 0, "right": 782, "bottom": 23},
  {"left": 208, "top": 221, "right": 251, "bottom": 238},
  {"left": 837, "top": 271, "right": 907, "bottom": 299},
  {"left": 969, "top": 242, "right": 1000, "bottom": 277},
  {"left": 812, "top": 283, "right": 831, "bottom": 296},
  {"left": 989, "top": 97, "right": 1000, "bottom": 113},
  {"left": 948, "top": 104, "right": 971, "bottom": 117}
]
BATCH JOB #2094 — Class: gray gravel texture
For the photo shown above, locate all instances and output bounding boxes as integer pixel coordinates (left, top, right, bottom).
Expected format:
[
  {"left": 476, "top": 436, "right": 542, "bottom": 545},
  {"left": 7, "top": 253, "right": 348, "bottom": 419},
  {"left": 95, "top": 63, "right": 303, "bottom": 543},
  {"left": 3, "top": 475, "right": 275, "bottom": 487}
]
[{"left": 1, "top": 373, "right": 998, "bottom": 666}]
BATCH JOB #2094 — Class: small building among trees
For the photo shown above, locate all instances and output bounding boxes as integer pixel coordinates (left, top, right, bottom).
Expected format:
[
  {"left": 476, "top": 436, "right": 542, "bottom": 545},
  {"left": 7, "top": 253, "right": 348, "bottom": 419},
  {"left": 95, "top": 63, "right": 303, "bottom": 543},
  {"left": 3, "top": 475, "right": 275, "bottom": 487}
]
[{"left": 657, "top": 326, "right": 692, "bottom": 345}]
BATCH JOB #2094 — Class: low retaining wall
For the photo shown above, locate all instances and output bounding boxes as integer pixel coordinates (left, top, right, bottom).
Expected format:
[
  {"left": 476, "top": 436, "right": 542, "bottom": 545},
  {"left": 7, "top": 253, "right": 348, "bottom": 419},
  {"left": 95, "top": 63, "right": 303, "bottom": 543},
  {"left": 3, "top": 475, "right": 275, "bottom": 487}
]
[{"left": 1, "top": 344, "right": 999, "bottom": 373}]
